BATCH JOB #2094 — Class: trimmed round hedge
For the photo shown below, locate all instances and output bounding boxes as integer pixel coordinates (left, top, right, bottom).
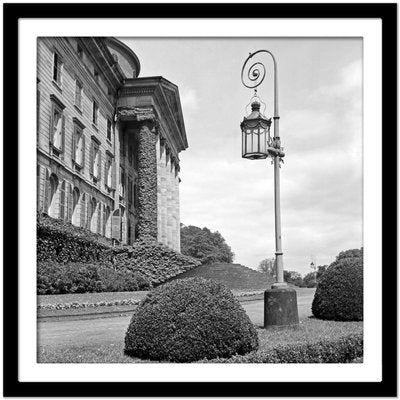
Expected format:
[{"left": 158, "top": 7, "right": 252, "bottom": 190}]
[
  {"left": 125, "top": 277, "right": 259, "bottom": 362},
  {"left": 312, "top": 253, "right": 363, "bottom": 321}
]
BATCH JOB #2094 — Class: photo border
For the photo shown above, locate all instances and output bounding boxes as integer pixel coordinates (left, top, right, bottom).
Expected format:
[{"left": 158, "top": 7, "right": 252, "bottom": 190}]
[{"left": 3, "top": 2, "right": 397, "bottom": 397}]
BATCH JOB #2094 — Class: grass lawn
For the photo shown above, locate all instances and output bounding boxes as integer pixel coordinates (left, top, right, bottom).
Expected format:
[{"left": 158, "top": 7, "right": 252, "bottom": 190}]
[{"left": 38, "top": 316, "right": 362, "bottom": 363}]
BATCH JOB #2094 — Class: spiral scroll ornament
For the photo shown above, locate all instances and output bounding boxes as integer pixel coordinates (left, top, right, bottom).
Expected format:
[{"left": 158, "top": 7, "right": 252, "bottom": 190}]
[{"left": 241, "top": 54, "right": 268, "bottom": 89}]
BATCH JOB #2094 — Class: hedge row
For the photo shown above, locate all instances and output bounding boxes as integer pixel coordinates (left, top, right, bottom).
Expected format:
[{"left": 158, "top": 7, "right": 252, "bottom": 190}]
[
  {"left": 37, "top": 214, "right": 201, "bottom": 293},
  {"left": 198, "top": 333, "right": 363, "bottom": 363},
  {"left": 37, "top": 213, "right": 115, "bottom": 264},
  {"left": 37, "top": 262, "right": 151, "bottom": 295},
  {"left": 113, "top": 241, "right": 201, "bottom": 286}
]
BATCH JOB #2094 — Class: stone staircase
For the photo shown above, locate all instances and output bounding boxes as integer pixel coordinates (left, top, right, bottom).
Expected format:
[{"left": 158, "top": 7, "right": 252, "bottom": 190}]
[{"left": 172, "top": 263, "right": 274, "bottom": 290}]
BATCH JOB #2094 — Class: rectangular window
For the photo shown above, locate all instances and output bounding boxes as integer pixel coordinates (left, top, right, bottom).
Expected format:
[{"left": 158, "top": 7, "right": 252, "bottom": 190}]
[
  {"left": 52, "top": 52, "right": 63, "bottom": 85},
  {"left": 92, "top": 100, "right": 98, "bottom": 126},
  {"left": 94, "top": 69, "right": 99, "bottom": 82},
  {"left": 105, "top": 155, "right": 113, "bottom": 188},
  {"left": 73, "top": 125, "right": 85, "bottom": 168},
  {"left": 75, "top": 80, "right": 82, "bottom": 109},
  {"left": 49, "top": 95, "right": 66, "bottom": 156},
  {"left": 91, "top": 143, "right": 101, "bottom": 180},
  {"left": 51, "top": 106, "right": 64, "bottom": 153},
  {"left": 107, "top": 119, "right": 112, "bottom": 142}
]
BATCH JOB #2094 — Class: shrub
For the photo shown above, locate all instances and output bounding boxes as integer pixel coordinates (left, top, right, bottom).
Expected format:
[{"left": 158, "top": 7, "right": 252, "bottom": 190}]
[
  {"left": 37, "top": 262, "right": 151, "bottom": 295},
  {"left": 37, "top": 214, "right": 200, "bottom": 291},
  {"left": 113, "top": 240, "right": 201, "bottom": 286},
  {"left": 198, "top": 333, "right": 363, "bottom": 363},
  {"left": 37, "top": 213, "right": 114, "bottom": 264},
  {"left": 312, "top": 251, "right": 363, "bottom": 321},
  {"left": 125, "top": 278, "right": 259, "bottom": 362}
]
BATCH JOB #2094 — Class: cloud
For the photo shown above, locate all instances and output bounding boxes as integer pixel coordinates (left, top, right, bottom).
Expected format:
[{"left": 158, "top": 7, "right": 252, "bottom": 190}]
[
  {"left": 180, "top": 57, "right": 363, "bottom": 276},
  {"left": 179, "top": 87, "right": 198, "bottom": 113}
]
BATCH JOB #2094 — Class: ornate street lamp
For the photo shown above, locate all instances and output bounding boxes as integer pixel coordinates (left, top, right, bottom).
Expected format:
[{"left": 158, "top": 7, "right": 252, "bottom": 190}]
[{"left": 240, "top": 50, "right": 299, "bottom": 327}]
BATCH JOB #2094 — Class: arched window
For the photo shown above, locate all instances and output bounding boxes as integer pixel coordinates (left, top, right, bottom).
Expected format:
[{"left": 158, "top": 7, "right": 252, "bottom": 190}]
[
  {"left": 48, "top": 174, "right": 58, "bottom": 218},
  {"left": 103, "top": 205, "right": 111, "bottom": 237},
  {"left": 90, "top": 197, "right": 97, "bottom": 232},
  {"left": 71, "top": 187, "right": 80, "bottom": 226}
]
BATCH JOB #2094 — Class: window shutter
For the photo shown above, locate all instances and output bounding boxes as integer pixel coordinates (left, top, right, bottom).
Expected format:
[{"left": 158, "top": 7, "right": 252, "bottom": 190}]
[
  {"left": 81, "top": 135, "right": 86, "bottom": 170},
  {"left": 67, "top": 183, "right": 73, "bottom": 222},
  {"left": 60, "top": 181, "right": 66, "bottom": 219},
  {"left": 49, "top": 108, "right": 54, "bottom": 147},
  {"left": 37, "top": 165, "right": 41, "bottom": 209},
  {"left": 111, "top": 212, "right": 120, "bottom": 240},
  {"left": 97, "top": 203, "right": 102, "bottom": 234},
  {"left": 86, "top": 199, "right": 92, "bottom": 230},
  {"left": 72, "top": 127, "right": 76, "bottom": 163},
  {"left": 43, "top": 169, "right": 50, "bottom": 213},
  {"left": 80, "top": 194, "right": 86, "bottom": 227},
  {"left": 90, "top": 141, "right": 94, "bottom": 175},
  {"left": 61, "top": 115, "right": 65, "bottom": 153},
  {"left": 111, "top": 161, "right": 116, "bottom": 189},
  {"left": 98, "top": 150, "right": 102, "bottom": 181},
  {"left": 104, "top": 158, "right": 108, "bottom": 186}
]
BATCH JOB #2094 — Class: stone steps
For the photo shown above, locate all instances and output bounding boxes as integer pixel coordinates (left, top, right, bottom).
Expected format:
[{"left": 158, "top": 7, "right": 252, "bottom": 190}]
[{"left": 172, "top": 263, "right": 274, "bottom": 290}]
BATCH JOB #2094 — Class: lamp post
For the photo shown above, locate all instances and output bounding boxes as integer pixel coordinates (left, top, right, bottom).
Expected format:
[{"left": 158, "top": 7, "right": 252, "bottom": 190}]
[{"left": 240, "top": 50, "right": 299, "bottom": 327}]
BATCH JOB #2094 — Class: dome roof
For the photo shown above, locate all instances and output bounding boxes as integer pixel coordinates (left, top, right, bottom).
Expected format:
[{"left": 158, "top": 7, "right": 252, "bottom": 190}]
[{"left": 105, "top": 38, "right": 141, "bottom": 78}]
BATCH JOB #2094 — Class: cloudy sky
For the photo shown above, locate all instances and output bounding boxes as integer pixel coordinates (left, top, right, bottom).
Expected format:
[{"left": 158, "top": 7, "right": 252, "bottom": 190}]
[{"left": 121, "top": 37, "right": 363, "bottom": 276}]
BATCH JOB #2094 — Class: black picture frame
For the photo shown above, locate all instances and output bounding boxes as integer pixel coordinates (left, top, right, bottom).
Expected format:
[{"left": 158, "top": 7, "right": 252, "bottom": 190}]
[{"left": 3, "top": 2, "right": 397, "bottom": 397}]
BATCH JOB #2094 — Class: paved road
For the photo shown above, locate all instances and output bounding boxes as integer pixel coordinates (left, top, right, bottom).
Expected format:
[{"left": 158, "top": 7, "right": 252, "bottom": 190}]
[{"left": 38, "top": 288, "right": 316, "bottom": 348}]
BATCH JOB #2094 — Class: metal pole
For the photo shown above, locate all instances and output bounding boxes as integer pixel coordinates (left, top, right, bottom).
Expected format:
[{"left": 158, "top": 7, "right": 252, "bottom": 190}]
[
  {"left": 271, "top": 54, "right": 285, "bottom": 287},
  {"left": 273, "top": 150, "right": 284, "bottom": 285}
]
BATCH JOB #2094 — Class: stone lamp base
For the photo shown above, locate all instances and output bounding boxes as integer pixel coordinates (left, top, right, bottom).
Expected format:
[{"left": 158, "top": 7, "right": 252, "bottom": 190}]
[{"left": 264, "top": 286, "right": 299, "bottom": 328}]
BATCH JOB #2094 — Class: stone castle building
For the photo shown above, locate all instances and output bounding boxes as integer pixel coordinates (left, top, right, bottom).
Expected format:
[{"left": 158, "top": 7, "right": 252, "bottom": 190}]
[{"left": 37, "top": 37, "right": 188, "bottom": 251}]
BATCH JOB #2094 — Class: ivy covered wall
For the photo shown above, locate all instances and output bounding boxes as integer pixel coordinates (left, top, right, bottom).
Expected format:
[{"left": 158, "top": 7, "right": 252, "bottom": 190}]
[{"left": 137, "top": 122, "right": 158, "bottom": 240}]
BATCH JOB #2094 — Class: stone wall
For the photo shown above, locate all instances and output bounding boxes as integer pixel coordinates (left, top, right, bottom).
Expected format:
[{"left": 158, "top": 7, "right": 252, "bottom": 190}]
[{"left": 157, "top": 136, "right": 181, "bottom": 251}]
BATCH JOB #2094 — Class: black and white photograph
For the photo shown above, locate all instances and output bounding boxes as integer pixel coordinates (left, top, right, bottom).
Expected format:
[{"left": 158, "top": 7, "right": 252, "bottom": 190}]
[
  {"left": 4, "top": 3, "right": 396, "bottom": 397},
  {"left": 36, "top": 36, "right": 364, "bottom": 364}
]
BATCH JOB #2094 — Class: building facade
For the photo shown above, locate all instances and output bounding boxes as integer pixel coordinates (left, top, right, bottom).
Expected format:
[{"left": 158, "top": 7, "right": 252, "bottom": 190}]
[{"left": 37, "top": 37, "right": 188, "bottom": 251}]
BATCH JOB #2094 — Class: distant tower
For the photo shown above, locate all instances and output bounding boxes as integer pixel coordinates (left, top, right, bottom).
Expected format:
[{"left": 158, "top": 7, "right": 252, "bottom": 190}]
[{"left": 310, "top": 255, "right": 317, "bottom": 282}]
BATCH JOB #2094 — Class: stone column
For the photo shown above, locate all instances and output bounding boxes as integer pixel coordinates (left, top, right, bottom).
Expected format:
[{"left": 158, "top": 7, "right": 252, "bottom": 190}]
[
  {"left": 166, "top": 153, "right": 173, "bottom": 247},
  {"left": 137, "top": 121, "right": 158, "bottom": 241},
  {"left": 174, "top": 164, "right": 181, "bottom": 252},
  {"left": 117, "top": 107, "right": 159, "bottom": 243},
  {"left": 170, "top": 159, "right": 177, "bottom": 250},
  {"left": 157, "top": 138, "right": 168, "bottom": 246}
]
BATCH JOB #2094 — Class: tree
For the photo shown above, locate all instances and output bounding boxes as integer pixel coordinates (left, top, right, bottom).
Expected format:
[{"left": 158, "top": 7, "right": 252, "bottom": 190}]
[
  {"left": 258, "top": 258, "right": 276, "bottom": 280},
  {"left": 303, "top": 272, "right": 317, "bottom": 288},
  {"left": 316, "top": 265, "right": 328, "bottom": 282},
  {"left": 337, "top": 248, "right": 363, "bottom": 261},
  {"left": 283, "top": 270, "right": 305, "bottom": 287},
  {"left": 180, "top": 225, "right": 235, "bottom": 265}
]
